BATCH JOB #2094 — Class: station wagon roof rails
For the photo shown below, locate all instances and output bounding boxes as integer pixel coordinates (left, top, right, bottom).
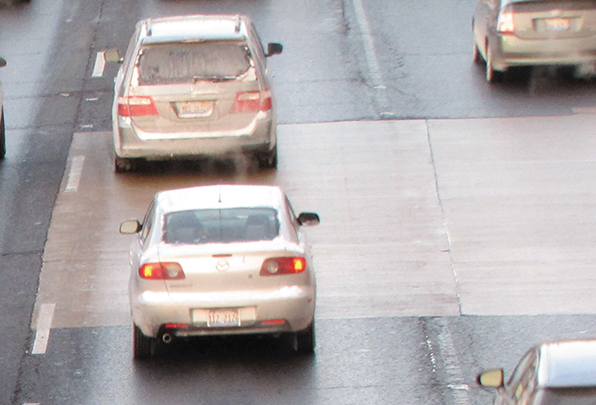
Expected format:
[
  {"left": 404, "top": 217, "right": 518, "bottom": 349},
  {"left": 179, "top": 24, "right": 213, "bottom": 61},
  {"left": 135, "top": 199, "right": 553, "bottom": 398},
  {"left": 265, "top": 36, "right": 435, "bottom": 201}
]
[{"left": 234, "top": 15, "right": 241, "bottom": 33}]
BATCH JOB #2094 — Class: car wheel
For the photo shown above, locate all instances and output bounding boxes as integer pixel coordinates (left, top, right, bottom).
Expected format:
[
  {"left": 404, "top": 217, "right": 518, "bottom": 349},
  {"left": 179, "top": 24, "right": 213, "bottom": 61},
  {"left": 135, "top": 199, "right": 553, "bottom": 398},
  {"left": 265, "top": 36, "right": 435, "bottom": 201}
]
[
  {"left": 292, "top": 322, "right": 315, "bottom": 354},
  {"left": 0, "top": 110, "right": 5, "bottom": 160},
  {"left": 115, "top": 156, "right": 136, "bottom": 173},
  {"left": 257, "top": 147, "right": 278, "bottom": 169},
  {"left": 486, "top": 45, "right": 503, "bottom": 83},
  {"left": 133, "top": 324, "right": 156, "bottom": 359}
]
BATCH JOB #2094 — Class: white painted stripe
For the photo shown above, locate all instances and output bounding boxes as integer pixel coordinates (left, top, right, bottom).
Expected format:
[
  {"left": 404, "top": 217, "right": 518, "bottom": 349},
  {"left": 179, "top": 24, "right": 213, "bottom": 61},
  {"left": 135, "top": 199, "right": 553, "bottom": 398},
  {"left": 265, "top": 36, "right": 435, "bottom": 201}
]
[
  {"left": 65, "top": 156, "right": 85, "bottom": 192},
  {"left": 351, "top": 0, "right": 383, "bottom": 86},
  {"left": 436, "top": 319, "right": 470, "bottom": 405},
  {"left": 31, "top": 303, "right": 56, "bottom": 355},
  {"left": 91, "top": 51, "right": 106, "bottom": 77},
  {"left": 350, "top": 0, "right": 391, "bottom": 114}
]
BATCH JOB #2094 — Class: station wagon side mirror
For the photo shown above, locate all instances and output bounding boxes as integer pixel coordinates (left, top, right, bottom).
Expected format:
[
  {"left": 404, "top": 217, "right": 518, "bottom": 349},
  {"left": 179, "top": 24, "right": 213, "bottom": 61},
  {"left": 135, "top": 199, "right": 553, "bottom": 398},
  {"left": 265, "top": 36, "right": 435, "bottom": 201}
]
[
  {"left": 266, "top": 43, "right": 283, "bottom": 57},
  {"left": 120, "top": 219, "right": 142, "bottom": 234},
  {"left": 104, "top": 49, "right": 123, "bottom": 63},
  {"left": 297, "top": 212, "right": 320, "bottom": 226},
  {"left": 0, "top": 57, "right": 6, "bottom": 68},
  {"left": 477, "top": 369, "right": 504, "bottom": 388}
]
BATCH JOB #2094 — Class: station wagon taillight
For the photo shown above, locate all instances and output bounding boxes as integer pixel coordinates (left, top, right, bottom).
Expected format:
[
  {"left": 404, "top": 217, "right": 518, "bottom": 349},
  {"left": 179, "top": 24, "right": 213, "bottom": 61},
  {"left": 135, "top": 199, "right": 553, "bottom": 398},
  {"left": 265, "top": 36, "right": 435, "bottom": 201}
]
[
  {"left": 118, "top": 96, "right": 158, "bottom": 117},
  {"left": 231, "top": 90, "right": 272, "bottom": 112},
  {"left": 260, "top": 257, "right": 306, "bottom": 276},
  {"left": 497, "top": 6, "right": 515, "bottom": 34},
  {"left": 139, "top": 262, "right": 185, "bottom": 280}
]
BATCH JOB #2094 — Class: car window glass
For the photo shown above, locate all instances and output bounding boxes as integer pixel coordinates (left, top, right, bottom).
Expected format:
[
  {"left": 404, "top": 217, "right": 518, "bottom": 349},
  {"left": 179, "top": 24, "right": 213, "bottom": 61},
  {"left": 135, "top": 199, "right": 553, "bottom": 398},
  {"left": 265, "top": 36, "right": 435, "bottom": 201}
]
[
  {"left": 248, "top": 22, "right": 266, "bottom": 62},
  {"left": 507, "top": 349, "right": 536, "bottom": 395},
  {"left": 163, "top": 208, "right": 279, "bottom": 244},
  {"left": 140, "top": 201, "right": 156, "bottom": 243},
  {"left": 137, "top": 41, "right": 253, "bottom": 85}
]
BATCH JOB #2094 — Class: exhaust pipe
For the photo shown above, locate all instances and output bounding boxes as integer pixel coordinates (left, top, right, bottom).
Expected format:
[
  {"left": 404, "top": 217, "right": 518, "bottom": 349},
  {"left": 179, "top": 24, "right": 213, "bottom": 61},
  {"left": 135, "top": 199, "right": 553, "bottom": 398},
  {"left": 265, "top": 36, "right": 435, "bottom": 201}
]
[{"left": 162, "top": 333, "right": 173, "bottom": 344}]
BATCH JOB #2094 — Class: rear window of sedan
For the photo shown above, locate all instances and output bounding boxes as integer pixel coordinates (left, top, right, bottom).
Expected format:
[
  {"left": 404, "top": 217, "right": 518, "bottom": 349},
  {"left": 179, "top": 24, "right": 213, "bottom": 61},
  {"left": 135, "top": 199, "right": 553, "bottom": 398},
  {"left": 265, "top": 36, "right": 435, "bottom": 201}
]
[
  {"left": 138, "top": 41, "right": 253, "bottom": 85},
  {"left": 163, "top": 208, "right": 279, "bottom": 244}
]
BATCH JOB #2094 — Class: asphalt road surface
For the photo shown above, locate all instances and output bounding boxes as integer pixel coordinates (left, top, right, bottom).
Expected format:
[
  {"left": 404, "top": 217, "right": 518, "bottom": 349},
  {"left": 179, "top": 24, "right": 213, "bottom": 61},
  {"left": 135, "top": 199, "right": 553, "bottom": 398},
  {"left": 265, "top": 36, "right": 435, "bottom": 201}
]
[{"left": 3, "top": 0, "right": 596, "bottom": 404}]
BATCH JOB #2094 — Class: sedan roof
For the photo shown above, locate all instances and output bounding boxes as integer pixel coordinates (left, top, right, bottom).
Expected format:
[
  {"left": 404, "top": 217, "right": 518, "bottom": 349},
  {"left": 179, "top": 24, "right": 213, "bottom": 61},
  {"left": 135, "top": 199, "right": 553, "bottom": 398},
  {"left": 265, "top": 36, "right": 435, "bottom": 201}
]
[
  {"left": 538, "top": 340, "right": 596, "bottom": 388},
  {"left": 155, "top": 185, "right": 286, "bottom": 213}
]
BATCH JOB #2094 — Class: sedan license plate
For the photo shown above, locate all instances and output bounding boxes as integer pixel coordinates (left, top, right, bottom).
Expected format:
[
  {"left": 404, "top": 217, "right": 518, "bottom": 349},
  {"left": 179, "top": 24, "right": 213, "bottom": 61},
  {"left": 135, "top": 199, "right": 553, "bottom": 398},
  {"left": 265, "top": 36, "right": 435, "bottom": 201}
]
[
  {"left": 175, "top": 100, "right": 214, "bottom": 118},
  {"left": 208, "top": 308, "right": 240, "bottom": 327},
  {"left": 544, "top": 17, "right": 570, "bottom": 32}
]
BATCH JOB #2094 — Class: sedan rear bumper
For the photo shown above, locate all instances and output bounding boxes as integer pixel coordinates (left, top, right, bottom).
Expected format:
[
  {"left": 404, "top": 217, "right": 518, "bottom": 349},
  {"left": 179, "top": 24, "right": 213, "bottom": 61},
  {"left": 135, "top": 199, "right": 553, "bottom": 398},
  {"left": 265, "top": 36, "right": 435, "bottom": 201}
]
[
  {"left": 131, "top": 286, "right": 316, "bottom": 338},
  {"left": 492, "top": 35, "right": 596, "bottom": 71}
]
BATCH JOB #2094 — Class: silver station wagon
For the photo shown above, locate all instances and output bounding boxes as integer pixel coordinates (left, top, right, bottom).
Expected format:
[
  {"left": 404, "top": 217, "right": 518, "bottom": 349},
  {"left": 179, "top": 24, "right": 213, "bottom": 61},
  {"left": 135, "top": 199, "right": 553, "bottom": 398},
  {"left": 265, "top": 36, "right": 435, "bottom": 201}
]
[
  {"left": 473, "top": 0, "right": 596, "bottom": 82},
  {"left": 108, "top": 15, "right": 283, "bottom": 172},
  {"left": 120, "top": 185, "right": 320, "bottom": 359}
]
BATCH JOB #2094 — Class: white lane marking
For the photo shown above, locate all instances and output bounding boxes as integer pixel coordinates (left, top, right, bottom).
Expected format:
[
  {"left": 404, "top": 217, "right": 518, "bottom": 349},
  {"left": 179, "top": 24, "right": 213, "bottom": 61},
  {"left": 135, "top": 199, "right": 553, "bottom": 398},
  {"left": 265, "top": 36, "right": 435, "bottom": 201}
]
[
  {"left": 436, "top": 319, "right": 470, "bottom": 405},
  {"left": 351, "top": 0, "right": 382, "bottom": 85},
  {"left": 91, "top": 51, "right": 106, "bottom": 77},
  {"left": 350, "top": 0, "right": 391, "bottom": 114},
  {"left": 31, "top": 303, "right": 56, "bottom": 355},
  {"left": 65, "top": 156, "right": 85, "bottom": 192}
]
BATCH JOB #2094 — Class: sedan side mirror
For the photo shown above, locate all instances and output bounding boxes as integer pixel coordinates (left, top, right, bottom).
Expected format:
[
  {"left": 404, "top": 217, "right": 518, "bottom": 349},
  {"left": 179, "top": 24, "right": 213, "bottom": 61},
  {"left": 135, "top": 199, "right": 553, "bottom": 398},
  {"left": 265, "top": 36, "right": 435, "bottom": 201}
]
[
  {"left": 266, "top": 43, "right": 283, "bottom": 57},
  {"left": 120, "top": 219, "right": 142, "bottom": 234},
  {"left": 104, "top": 49, "right": 123, "bottom": 63},
  {"left": 297, "top": 212, "right": 320, "bottom": 226},
  {"left": 0, "top": 57, "right": 6, "bottom": 68},
  {"left": 477, "top": 369, "right": 504, "bottom": 388}
]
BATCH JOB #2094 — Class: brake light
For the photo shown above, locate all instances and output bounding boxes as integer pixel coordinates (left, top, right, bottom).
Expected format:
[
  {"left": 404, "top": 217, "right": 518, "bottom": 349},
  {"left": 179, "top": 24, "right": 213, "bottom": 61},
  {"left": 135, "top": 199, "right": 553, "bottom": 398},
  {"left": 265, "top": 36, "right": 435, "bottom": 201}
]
[
  {"left": 139, "top": 262, "right": 185, "bottom": 280},
  {"left": 260, "top": 257, "right": 306, "bottom": 276},
  {"left": 118, "top": 96, "right": 158, "bottom": 117},
  {"left": 231, "top": 90, "right": 272, "bottom": 112},
  {"left": 497, "top": 7, "right": 515, "bottom": 34}
]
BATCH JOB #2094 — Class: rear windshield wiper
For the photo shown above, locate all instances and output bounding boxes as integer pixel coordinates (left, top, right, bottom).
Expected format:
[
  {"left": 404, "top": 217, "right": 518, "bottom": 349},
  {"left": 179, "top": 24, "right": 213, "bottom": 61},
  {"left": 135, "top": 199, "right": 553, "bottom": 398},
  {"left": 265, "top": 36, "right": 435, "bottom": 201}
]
[{"left": 193, "top": 75, "right": 237, "bottom": 83}]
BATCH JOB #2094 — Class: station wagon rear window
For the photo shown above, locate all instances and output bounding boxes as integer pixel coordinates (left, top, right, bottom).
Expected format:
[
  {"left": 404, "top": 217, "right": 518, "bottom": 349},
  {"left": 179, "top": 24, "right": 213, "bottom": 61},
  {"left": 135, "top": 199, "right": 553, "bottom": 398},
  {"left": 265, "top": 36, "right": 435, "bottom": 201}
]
[
  {"left": 164, "top": 208, "right": 279, "bottom": 244},
  {"left": 138, "top": 41, "right": 253, "bottom": 85}
]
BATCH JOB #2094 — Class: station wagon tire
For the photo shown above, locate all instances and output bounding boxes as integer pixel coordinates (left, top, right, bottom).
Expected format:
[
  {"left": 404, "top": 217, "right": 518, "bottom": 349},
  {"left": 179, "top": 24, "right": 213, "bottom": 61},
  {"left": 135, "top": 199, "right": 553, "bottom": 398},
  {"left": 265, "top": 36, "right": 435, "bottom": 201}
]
[
  {"left": 292, "top": 322, "right": 315, "bottom": 354},
  {"left": 257, "top": 147, "right": 278, "bottom": 169},
  {"left": 0, "top": 110, "right": 5, "bottom": 160},
  {"left": 115, "top": 156, "right": 135, "bottom": 173},
  {"left": 133, "top": 324, "right": 156, "bottom": 359}
]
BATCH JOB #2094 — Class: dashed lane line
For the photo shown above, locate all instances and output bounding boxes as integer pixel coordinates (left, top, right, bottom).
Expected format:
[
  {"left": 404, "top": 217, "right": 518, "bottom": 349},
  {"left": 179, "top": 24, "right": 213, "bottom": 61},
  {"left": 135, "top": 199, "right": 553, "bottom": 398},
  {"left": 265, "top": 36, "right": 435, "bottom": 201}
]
[
  {"left": 64, "top": 156, "right": 85, "bottom": 192},
  {"left": 31, "top": 303, "right": 55, "bottom": 355},
  {"left": 91, "top": 51, "right": 106, "bottom": 78}
]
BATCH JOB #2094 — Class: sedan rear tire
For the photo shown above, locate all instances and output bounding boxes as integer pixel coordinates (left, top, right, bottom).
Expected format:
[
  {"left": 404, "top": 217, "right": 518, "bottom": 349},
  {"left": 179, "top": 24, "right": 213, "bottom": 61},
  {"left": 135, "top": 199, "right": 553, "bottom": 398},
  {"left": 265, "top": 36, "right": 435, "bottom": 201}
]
[
  {"left": 486, "top": 45, "right": 503, "bottom": 83},
  {"left": 292, "top": 322, "right": 315, "bottom": 354},
  {"left": 0, "top": 110, "right": 5, "bottom": 160},
  {"left": 133, "top": 324, "right": 156, "bottom": 359}
]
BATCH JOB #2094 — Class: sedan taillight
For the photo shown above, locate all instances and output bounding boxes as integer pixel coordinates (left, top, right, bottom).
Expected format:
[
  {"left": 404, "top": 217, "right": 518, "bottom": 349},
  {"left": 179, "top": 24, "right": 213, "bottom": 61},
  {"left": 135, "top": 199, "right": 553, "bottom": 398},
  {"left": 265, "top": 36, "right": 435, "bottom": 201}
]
[
  {"left": 118, "top": 96, "right": 158, "bottom": 117},
  {"left": 497, "top": 6, "right": 515, "bottom": 34},
  {"left": 231, "top": 90, "right": 272, "bottom": 112},
  {"left": 260, "top": 257, "right": 306, "bottom": 276},
  {"left": 139, "top": 262, "right": 185, "bottom": 280}
]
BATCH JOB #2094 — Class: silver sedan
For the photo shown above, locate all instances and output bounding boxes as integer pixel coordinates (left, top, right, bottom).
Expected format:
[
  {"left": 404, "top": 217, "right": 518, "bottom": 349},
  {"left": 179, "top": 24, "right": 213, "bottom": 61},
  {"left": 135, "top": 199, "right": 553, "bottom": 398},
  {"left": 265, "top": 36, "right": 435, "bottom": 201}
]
[{"left": 120, "top": 185, "right": 320, "bottom": 358}]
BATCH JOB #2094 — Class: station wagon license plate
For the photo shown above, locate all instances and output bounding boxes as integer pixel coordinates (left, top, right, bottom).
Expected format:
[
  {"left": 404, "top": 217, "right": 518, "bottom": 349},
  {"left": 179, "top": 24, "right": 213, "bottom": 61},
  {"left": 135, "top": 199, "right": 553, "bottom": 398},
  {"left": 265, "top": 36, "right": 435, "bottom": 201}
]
[
  {"left": 175, "top": 100, "right": 214, "bottom": 118},
  {"left": 544, "top": 17, "right": 570, "bottom": 32},
  {"left": 207, "top": 308, "right": 240, "bottom": 327}
]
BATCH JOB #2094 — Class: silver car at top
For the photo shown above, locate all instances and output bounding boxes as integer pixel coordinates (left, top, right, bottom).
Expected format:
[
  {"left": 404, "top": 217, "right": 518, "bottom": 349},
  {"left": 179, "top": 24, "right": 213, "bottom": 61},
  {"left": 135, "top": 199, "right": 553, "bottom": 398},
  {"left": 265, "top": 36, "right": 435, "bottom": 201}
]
[
  {"left": 473, "top": 0, "right": 596, "bottom": 82},
  {"left": 108, "top": 14, "right": 283, "bottom": 172},
  {"left": 120, "top": 185, "right": 320, "bottom": 358}
]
